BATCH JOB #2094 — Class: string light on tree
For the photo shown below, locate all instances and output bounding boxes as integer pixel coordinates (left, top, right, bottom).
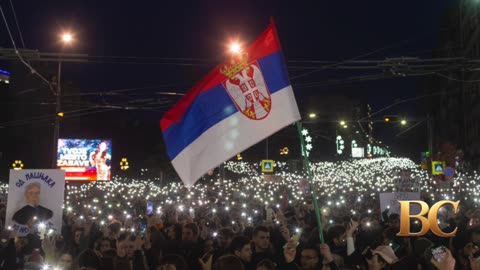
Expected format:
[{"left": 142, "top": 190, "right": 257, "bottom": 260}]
[
  {"left": 300, "top": 128, "right": 313, "bottom": 157},
  {"left": 336, "top": 136, "right": 345, "bottom": 155}
]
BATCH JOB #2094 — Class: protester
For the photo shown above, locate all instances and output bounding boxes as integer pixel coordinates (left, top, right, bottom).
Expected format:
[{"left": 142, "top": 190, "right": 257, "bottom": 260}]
[{"left": 0, "top": 157, "right": 479, "bottom": 270}]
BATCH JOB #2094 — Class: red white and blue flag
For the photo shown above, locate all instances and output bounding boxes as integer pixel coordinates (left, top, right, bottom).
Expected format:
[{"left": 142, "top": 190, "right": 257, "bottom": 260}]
[{"left": 161, "top": 22, "right": 301, "bottom": 187}]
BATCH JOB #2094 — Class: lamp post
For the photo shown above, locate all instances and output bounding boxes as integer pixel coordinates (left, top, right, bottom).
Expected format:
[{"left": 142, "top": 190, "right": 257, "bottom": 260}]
[{"left": 52, "top": 32, "right": 74, "bottom": 168}]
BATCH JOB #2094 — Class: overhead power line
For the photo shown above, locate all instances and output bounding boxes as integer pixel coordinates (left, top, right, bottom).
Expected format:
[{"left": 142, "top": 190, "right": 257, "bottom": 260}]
[
  {"left": 436, "top": 72, "right": 480, "bottom": 83},
  {"left": 0, "top": 4, "right": 54, "bottom": 94},
  {"left": 8, "top": 0, "right": 25, "bottom": 48}
]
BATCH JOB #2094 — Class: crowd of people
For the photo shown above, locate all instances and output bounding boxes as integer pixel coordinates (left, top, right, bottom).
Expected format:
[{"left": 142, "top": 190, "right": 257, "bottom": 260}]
[{"left": 0, "top": 158, "right": 479, "bottom": 270}]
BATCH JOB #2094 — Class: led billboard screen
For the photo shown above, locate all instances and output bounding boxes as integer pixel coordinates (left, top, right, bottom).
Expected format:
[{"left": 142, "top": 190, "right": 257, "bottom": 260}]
[{"left": 57, "top": 139, "right": 112, "bottom": 181}]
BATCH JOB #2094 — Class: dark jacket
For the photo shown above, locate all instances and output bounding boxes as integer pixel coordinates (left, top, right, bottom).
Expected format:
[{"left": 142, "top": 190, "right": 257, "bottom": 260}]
[
  {"left": 0, "top": 239, "right": 17, "bottom": 270},
  {"left": 12, "top": 205, "right": 53, "bottom": 225}
]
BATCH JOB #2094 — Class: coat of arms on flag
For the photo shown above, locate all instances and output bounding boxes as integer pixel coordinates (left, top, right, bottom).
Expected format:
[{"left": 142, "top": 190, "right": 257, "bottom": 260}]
[{"left": 221, "top": 53, "right": 272, "bottom": 120}]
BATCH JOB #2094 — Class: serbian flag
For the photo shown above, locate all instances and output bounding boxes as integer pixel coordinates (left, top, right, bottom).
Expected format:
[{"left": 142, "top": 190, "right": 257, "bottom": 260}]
[{"left": 161, "top": 21, "right": 301, "bottom": 187}]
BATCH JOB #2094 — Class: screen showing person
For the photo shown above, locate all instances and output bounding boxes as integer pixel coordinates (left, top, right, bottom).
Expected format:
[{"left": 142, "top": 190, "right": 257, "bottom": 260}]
[
  {"left": 89, "top": 141, "right": 111, "bottom": 180},
  {"left": 12, "top": 182, "right": 53, "bottom": 225}
]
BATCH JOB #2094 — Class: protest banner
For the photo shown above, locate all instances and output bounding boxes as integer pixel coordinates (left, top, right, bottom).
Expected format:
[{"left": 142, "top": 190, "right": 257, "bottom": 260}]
[
  {"left": 380, "top": 192, "right": 421, "bottom": 216},
  {"left": 5, "top": 169, "right": 65, "bottom": 236},
  {"left": 393, "top": 171, "right": 421, "bottom": 192}
]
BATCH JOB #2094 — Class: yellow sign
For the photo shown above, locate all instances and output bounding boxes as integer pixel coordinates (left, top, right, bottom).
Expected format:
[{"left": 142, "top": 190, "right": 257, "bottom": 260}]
[
  {"left": 432, "top": 161, "right": 446, "bottom": 175},
  {"left": 261, "top": 160, "right": 274, "bottom": 173}
]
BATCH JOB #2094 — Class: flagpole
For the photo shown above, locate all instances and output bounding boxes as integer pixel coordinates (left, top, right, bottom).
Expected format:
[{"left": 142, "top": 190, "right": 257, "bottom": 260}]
[{"left": 296, "top": 121, "right": 324, "bottom": 243}]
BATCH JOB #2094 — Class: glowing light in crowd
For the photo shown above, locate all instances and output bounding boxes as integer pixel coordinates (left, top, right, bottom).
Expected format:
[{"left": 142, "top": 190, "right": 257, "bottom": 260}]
[{"left": 0, "top": 157, "right": 477, "bottom": 229}]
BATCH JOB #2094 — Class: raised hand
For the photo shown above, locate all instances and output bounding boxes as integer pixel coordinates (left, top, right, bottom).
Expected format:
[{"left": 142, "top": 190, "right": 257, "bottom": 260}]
[
  {"left": 430, "top": 247, "right": 455, "bottom": 270},
  {"left": 134, "top": 234, "right": 145, "bottom": 251},
  {"left": 283, "top": 239, "right": 296, "bottom": 263},
  {"left": 198, "top": 253, "right": 213, "bottom": 270},
  {"left": 372, "top": 245, "right": 398, "bottom": 264},
  {"left": 346, "top": 220, "right": 359, "bottom": 237},
  {"left": 320, "top": 243, "right": 334, "bottom": 263}
]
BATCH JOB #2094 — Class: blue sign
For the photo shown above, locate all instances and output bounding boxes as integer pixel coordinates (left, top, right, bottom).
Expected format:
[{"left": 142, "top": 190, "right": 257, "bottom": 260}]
[{"left": 444, "top": 167, "right": 455, "bottom": 178}]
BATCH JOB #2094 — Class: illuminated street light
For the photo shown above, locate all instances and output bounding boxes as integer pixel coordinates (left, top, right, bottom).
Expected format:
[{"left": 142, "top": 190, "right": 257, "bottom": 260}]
[
  {"left": 309, "top": 113, "right": 316, "bottom": 119},
  {"left": 230, "top": 42, "right": 241, "bottom": 54},
  {"left": 61, "top": 32, "right": 73, "bottom": 44},
  {"left": 343, "top": 125, "right": 348, "bottom": 129},
  {"left": 400, "top": 119, "right": 407, "bottom": 125},
  {"left": 340, "top": 120, "right": 346, "bottom": 126},
  {"left": 53, "top": 30, "right": 76, "bottom": 168},
  {"left": 384, "top": 117, "right": 390, "bottom": 123}
]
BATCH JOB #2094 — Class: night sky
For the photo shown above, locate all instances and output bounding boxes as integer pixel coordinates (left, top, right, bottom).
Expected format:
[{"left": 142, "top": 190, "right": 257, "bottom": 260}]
[{"left": 0, "top": 0, "right": 458, "bottom": 176}]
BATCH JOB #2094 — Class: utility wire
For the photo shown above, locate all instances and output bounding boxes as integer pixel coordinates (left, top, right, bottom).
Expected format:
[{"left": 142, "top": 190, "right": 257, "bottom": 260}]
[
  {"left": 8, "top": 0, "right": 25, "bottom": 48},
  {"left": 62, "top": 84, "right": 189, "bottom": 97},
  {"left": 289, "top": 25, "right": 463, "bottom": 82},
  {"left": 0, "top": 108, "right": 116, "bottom": 129},
  {"left": 0, "top": 107, "right": 96, "bottom": 126},
  {"left": 0, "top": 3, "right": 55, "bottom": 94},
  {"left": 436, "top": 72, "right": 480, "bottom": 83},
  {"left": 395, "top": 119, "right": 426, "bottom": 137},
  {"left": 290, "top": 39, "right": 414, "bottom": 81}
]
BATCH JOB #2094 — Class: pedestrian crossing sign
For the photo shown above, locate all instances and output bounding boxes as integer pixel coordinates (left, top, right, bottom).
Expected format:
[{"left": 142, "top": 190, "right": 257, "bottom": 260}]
[
  {"left": 261, "top": 160, "right": 274, "bottom": 173},
  {"left": 432, "top": 161, "right": 446, "bottom": 175}
]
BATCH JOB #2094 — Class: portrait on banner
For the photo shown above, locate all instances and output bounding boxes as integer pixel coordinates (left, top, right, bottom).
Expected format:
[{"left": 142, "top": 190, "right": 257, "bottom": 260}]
[{"left": 5, "top": 169, "right": 65, "bottom": 236}]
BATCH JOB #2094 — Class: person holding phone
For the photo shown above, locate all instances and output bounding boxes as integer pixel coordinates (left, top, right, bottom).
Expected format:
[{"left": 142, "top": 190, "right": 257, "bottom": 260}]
[
  {"left": 346, "top": 220, "right": 359, "bottom": 256},
  {"left": 146, "top": 202, "right": 154, "bottom": 217},
  {"left": 429, "top": 246, "right": 455, "bottom": 270},
  {"left": 369, "top": 245, "right": 405, "bottom": 269}
]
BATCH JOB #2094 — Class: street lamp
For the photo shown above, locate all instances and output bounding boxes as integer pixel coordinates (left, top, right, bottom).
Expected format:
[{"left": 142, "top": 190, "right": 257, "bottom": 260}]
[
  {"left": 340, "top": 120, "right": 346, "bottom": 126},
  {"left": 229, "top": 41, "right": 242, "bottom": 54},
  {"left": 400, "top": 119, "right": 407, "bottom": 125},
  {"left": 52, "top": 30, "right": 75, "bottom": 168},
  {"left": 61, "top": 32, "right": 73, "bottom": 44},
  {"left": 309, "top": 113, "right": 317, "bottom": 119}
]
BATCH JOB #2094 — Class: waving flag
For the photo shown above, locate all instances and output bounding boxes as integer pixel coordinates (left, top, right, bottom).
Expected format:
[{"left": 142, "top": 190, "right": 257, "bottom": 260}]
[{"left": 161, "top": 22, "right": 300, "bottom": 187}]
